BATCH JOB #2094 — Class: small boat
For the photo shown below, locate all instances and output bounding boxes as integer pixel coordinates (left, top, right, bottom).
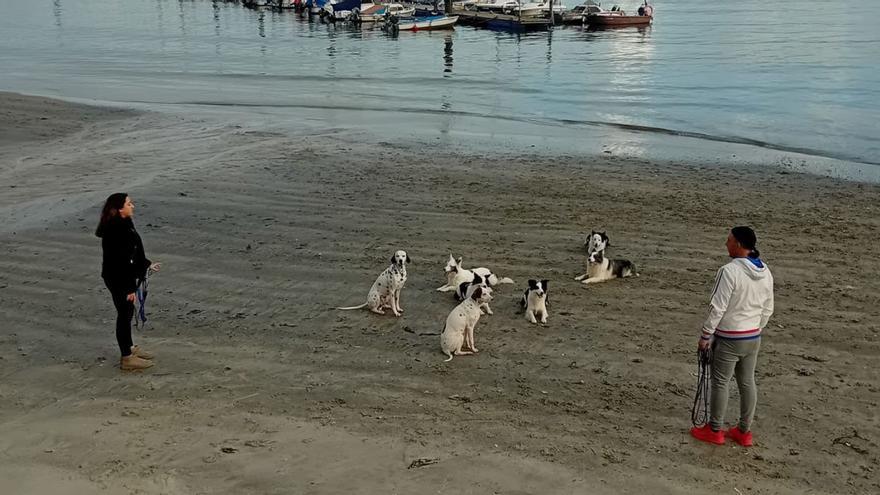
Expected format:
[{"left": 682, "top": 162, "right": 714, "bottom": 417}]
[
  {"left": 323, "top": 0, "right": 361, "bottom": 18},
  {"left": 508, "top": 0, "right": 566, "bottom": 17},
  {"left": 360, "top": 3, "right": 416, "bottom": 22},
  {"left": 476, "top": 0, "right": 518, "bottom": 13},
  {"left": 397, "top": 14, "right": 458, "bottom": 30},
  {"left": 585, "top": 2, "right": 653, "bottom": 27}
]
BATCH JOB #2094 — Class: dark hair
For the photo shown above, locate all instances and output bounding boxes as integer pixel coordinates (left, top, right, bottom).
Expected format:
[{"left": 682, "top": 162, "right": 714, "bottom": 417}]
[
  {"left": 731, "top": 226, "right": 760, "bottom": 258},
  {"left": 96, "top": 192, "right": 128, "bottom": 237}
]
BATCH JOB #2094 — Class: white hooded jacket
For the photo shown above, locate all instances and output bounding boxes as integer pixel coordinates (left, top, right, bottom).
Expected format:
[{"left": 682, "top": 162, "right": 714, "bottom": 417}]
[{"left": 702, "top": 257, "right": 774, "bottom": 340}]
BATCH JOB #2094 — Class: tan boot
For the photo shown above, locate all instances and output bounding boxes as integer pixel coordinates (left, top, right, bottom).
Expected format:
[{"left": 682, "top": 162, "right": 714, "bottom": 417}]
[
  {"left": 121, "top": 355, "right": 154, "bottom": 371},
  {"left": 131, "top": 346, "right": 154, "bottom": 360}
]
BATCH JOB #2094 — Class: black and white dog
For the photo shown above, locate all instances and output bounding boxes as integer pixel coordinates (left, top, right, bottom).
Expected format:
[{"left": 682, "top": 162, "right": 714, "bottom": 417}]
[
  {"left": 584, "top": 230, "right": 609, "bottom": 255},
  {"left": 455, "top": 272, "right": 494, "bottom": 315},
  {"left": 575, "top": 231, "right": 637, "bottom": 284},
  {"left": 520, "top": 279, "right": 549, "bottom": 325}
]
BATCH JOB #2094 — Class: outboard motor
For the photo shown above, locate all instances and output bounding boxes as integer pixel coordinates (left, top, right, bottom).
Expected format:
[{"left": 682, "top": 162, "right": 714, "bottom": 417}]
[{"left": 385, "top": 13, "right": 400, "bottom": 35}]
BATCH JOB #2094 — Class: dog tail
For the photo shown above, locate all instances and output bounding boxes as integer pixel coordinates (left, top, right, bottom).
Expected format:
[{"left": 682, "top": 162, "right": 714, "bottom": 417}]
[
  {"left": 336, "top": 303, "right": 368, "bottom": 310},
  {"left": 494, "top": 276, "right": 515, "bottom": 285},
  {"left": 443, "top": 351, "right": 454, "bottom": 362}
]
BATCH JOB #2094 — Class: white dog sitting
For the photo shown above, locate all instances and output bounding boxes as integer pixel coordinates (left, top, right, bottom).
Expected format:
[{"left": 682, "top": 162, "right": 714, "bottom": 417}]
[
  {"left": 338, "top": 250, "right": 410, "bottom": 316},
  {"left": 520, "top": 279, "right": 549, "bottom": 325},
  {"left": 441, "top": 284, "right": 493, "bottom": 362}
]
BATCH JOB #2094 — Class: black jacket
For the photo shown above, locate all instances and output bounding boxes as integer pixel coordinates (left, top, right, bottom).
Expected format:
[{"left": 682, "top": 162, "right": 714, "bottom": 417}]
[{"left": 96, "top": 217, "right": 151, "bottom": 294}]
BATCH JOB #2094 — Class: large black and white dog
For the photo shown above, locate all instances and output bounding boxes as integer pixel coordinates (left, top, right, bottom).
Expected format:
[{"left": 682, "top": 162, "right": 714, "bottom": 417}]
[{"left": 575, "top": 231, "right": 637, "bottom": 284}]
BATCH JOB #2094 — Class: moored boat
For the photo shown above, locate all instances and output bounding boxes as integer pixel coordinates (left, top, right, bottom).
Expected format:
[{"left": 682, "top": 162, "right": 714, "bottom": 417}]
[
  {"left": 397, "top": 14, "right": 458, "bottom": 30},
  {"left": 585, "top": 2, "right": 653, "bottom": 27}
]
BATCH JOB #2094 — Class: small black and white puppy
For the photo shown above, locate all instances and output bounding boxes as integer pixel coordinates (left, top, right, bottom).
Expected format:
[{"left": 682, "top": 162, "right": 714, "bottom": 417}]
[
  {"left": 576, "top": 249, "right": 637, "bottom": 284},
  {"left": 456, "top": 273, "right": 494, "bottom": 315},
  {"left": 520, "top": 279, "right": 549, "bottom": 325}
]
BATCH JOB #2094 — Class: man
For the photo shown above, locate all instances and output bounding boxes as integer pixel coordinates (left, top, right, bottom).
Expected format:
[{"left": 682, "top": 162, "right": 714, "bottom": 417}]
[{"left": 691, "top": 226, "right": 774, "bottom": 447}]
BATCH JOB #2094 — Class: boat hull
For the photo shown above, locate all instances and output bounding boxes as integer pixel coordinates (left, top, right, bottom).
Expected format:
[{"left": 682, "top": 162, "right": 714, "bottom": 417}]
[
  {"left": 397, "top": 15, "right": 458, "bottom": 30},
  {"left": 585, "top": 14, "right": 652, "bottom": 26}
]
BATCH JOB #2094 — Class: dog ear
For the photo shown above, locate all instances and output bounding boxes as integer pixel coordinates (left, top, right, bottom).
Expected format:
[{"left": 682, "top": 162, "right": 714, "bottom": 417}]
[
  {"left": 406, "top": 254, "right": 411, "bottom": 264},
  {"left": 473, "top": 273, "right": 483, "bottom": 284},
  {"left": 527, "top": 279, "right": 537, "bottom": 289},
  {"left": 457, "top": 257, "right": 462, "bottom": 265},
  {"left": 471, "top": 286, "right": 483, "bottom": 300},
  {"left": 591, "top": 230, "right": 596, "bottom": 235},
  {"left": 541, "top": 279, "right": 549, "bottom": 290}
]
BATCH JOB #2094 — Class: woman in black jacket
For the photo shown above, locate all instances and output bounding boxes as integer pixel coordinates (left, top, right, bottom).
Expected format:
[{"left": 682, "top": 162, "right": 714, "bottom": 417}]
[{"left": 95, "top": 193, "right": 161, "bottom": 370}]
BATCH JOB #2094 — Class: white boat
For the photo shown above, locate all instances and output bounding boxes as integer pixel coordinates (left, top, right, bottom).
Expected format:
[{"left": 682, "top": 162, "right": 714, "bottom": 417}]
[
  {"left": 360, "top": 3, "right": 416, "bottom": 22},
  {"left": 386, "top": 3, "right": 417, "bottom": 17},
  {"left": 508, "top": 0, "right": 565, "bottom": 16},
  {"left": 397, "top": 14, "right": 458, "bottom": 30},
  {"left": 476, "top": 0, "right": 519, "bottom": 13}
]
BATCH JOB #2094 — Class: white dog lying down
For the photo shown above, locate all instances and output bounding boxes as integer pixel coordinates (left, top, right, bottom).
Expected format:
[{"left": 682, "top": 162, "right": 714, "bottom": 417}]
[
  {"left": 441, "top": 285, "right": 493, "bottom": 362},
  {"left": 437, "top": 255, "right": 513, "bottom": 315},
  {"left": 520, "top": 279, "right": 549, "bottom": 325},
  {"left": 337, "top": 250, "right": 410, "bottom": 316},
  {"left": 437, "top": 255, "right": 515, "bottom": 292}
]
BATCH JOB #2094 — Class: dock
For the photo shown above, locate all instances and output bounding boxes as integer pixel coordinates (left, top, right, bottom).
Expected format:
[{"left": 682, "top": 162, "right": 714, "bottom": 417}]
[{"left": 449, "top": 9, "right": 552, "bottom": 32}]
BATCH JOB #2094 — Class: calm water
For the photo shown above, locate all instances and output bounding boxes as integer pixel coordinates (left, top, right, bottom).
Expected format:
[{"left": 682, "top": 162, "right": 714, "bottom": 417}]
[{"left": 1, "top": 0, "right": 878, "bottom": 175}]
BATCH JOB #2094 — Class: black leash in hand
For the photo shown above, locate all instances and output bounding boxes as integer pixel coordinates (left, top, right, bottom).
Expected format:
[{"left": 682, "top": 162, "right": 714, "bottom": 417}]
[{"left": 691, "top": 347, "right": 713, "bottom": 427}]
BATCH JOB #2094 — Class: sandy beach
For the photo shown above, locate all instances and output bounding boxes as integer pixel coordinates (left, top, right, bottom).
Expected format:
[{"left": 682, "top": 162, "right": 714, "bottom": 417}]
[{"left": 0, "top": 92, "right": 878, "bottom": 494}]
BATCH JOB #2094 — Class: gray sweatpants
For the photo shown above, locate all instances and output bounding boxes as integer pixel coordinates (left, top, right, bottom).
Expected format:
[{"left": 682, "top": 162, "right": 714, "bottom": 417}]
[{"left": 710, "top": 337, "right": 761, "bottom": 432}]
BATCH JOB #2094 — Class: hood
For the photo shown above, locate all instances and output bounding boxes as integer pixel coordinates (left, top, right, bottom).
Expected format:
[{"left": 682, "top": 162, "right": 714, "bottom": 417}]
[{"left": 731, "top": 257, "right": 769, "bottom": 280}]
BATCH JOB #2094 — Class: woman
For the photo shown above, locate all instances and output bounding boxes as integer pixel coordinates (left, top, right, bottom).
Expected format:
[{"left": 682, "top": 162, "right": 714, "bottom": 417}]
[
  {"left": 691, "top": 226, "right": 774, "bottom": 447},
  {"left": 95, "top": 193, "right": 161, "bottom": 370}
]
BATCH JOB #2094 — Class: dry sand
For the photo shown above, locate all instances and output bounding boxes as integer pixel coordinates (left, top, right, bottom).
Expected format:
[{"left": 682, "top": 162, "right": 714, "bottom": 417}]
[{"left": 0, "top": 92, "right": 878, "bottom": 494}]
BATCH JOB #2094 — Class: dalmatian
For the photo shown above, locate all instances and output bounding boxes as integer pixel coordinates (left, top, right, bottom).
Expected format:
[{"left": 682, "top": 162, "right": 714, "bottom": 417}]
[
  {"left": 440, "top": 284, "right": 493, "bottom": 362},
  {"left": 337, "top": 250, "right": 410, "bottom": 316}
]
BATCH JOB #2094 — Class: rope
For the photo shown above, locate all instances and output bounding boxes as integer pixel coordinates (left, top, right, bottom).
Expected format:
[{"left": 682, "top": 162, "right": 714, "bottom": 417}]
[
  {"left": 691, "top": 347, "right": 713, "bottom": 427},
  {"left": 135, "top": 270, "right": 149, "bottom": 331}
]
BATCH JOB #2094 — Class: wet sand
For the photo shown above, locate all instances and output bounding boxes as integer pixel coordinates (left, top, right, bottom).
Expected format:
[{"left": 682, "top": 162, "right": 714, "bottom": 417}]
[{"left": 1, "top": 92, "right": 878, "bottom": 494}]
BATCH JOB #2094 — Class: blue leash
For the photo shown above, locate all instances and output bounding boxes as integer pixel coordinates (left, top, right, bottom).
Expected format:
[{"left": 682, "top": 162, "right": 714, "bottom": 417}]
[{"left": 135, "top": 272, "right": 149, "bottom": 330}]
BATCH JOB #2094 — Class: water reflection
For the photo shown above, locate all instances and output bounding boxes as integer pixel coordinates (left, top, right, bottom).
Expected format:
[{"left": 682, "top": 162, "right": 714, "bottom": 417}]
[
  {"left": 443, "top": 35, "right": 453, "bottom": 75},
  {"left": 177, "top": 0, "right": 188, "bottom": 37},
  {"left": 212, "top": 0, "right": 221, "bottom": 38},
  {"left": 53, "top": 0, "right": 63, "bottom": 28}
]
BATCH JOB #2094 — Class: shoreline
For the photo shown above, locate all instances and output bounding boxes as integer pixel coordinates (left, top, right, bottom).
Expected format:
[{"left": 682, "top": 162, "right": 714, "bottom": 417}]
[
  {"left": 6, "top": 89, "right": 879, "bottom": 185},
  {"left": 1, "top": 92, "right": 878, "bottom": 494}
]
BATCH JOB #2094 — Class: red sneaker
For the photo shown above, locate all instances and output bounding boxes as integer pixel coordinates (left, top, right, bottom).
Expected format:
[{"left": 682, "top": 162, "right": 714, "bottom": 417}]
[
  {"left": 690, "top": 424, "right": 724, "bottom": 445},
  {"left": 726, "top": 426, "right": 754, "bottom": 447}
]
